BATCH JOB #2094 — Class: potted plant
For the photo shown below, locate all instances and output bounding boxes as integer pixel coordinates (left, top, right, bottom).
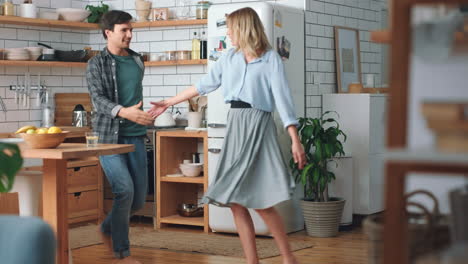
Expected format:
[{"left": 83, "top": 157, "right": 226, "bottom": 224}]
[
  {"left": 0, "top": 143, "right": 23, "bottom": 193},
  {"left": 290, "top": 111, "right": 347, "bottom": 237},
  {"left": 85, "top": 1, "right": 109, "bottom": 23},
  {"left": 0, "top": 143, "right": 23, "bottom": 213}
]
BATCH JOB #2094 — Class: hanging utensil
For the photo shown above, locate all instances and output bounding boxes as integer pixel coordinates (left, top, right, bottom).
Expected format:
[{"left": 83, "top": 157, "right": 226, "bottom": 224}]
[
  {"left": 36, "top": 74, "right": 41, "bottom": 107},
  {"left": 197, "top": 96, "right": 207, "bottom": 112},
  {"left": 26, "top": 72, "right": 30, "bottom": 109}
]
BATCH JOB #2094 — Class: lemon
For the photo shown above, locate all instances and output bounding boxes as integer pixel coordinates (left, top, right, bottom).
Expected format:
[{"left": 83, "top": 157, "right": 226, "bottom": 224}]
[
  {"left": 26, "top": 129, "right": 36, "bottom": 134},
  {"left": 47, "top": 126, "right": 62, "bottom": 134},
  {"left": 36, "top": 128, "right": 48, "bottom": 134}
]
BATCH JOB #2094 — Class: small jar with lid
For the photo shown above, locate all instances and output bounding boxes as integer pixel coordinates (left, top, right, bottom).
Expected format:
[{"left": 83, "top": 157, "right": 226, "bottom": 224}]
[{"left": 196, "top": 1, "right": 210, "bottom": 19}]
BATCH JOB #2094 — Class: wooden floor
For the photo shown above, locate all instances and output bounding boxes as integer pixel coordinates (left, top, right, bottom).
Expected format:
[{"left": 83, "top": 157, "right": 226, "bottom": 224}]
[{"left": 73, "top": 223, "right": 369, "bottom": 264}]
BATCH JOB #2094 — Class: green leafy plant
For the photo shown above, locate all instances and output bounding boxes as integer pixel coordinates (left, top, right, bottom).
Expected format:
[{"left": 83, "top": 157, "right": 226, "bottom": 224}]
[
  {"left": 86, "top": 1, "right": 109, "bottom": 24},
  {"left": 0, "top": 143, "right": 23, "bottom": 193},
  {"left": 290, "top": 111, "right": 346, "bottom": 202}
]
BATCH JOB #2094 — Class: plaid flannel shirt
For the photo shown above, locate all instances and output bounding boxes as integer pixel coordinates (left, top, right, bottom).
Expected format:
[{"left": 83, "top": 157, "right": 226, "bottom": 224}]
[{"left": 86, "top": 47, "right": 145, "bottom": 144}]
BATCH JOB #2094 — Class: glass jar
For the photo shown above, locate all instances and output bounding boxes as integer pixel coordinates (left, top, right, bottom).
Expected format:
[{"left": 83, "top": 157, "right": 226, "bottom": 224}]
[
  {"left": 196, "top": 1, "right": 210, "bottom": 19},
  {"left": 3, "top": 0, "right": 15, "bottom": 16},
  {"left": 176, "top": 0, "right": 191, "bottom": 20}
]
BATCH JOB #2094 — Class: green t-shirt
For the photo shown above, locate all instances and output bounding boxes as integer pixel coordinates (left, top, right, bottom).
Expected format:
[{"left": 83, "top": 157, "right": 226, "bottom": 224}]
[{"left": 113, "top": 54, "right": 147, "bottom": 136}]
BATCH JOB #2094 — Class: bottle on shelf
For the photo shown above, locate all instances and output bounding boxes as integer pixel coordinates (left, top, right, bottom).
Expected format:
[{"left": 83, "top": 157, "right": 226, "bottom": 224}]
[
  {"left": 192, "top": 31, "right": 200, "bottom": 60},
  {"left": 3, "top": 0, "right": 15, "bottom": 16},
  {"left": 200, "top": 31, "right": 207, "bottom": 60}
]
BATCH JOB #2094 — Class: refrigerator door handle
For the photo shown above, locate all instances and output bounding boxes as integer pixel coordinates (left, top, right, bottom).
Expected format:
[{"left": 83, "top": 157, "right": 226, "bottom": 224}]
[
  {"left": 207, "top": 123, "right": 226, "bottom": 128},
  {"left": 208, "top": 148, "right": 222, "bottom": 153}
]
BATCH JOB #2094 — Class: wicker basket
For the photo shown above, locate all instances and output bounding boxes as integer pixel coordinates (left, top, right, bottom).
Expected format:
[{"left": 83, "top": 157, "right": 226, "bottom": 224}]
[{"left": 363, "top": 190, "right": 451, "bottom": 264}]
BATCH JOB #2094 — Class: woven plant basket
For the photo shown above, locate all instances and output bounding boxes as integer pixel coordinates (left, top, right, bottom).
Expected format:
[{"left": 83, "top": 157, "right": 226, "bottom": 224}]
[
  {"left": 363, "top": 190, "right": 451, "bottom": 264},
  {"left": 300, "top": 198, "right": 345, "bottom": 237}
]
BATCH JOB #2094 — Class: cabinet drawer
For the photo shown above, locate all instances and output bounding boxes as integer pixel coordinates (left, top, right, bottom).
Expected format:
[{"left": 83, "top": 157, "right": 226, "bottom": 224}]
[
  {"left": 67, "top": 165, "right": 99, "bottom": 192},
  {"left": 68, "top": 190, "right": 99, "bottom": 218}
]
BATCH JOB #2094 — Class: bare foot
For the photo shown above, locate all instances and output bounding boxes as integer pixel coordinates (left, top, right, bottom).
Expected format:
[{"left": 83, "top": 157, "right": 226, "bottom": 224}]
[
  {"left": 112, "top": 256, "right": 142, "bottom": 264},
  {"left": 97, "top": 226, "right": 113, "bottom": 253}
]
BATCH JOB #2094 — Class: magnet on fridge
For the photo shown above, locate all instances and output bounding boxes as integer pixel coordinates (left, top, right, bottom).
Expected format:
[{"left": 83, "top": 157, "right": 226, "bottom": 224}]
[
  {"left": 216, "top": 17, "right": 227, "bottom": 28},
  {"left": 274, "top": 10, "right": 282, "bottom": 28}
]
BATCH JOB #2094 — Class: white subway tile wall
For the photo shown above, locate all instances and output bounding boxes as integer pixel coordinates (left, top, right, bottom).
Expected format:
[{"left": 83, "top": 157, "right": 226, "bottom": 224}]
[
  {"left": 305, "top": 0, "right": 386, "bottom": 118},
  {"left": 0, "top": 0, "right": 387, "bottom": 131}
]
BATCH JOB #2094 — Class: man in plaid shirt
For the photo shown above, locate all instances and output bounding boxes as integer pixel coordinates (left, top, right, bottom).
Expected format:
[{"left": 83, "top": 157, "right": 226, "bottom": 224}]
[{"left": 87, "top": 10, "right": 153, "bottom": 264}]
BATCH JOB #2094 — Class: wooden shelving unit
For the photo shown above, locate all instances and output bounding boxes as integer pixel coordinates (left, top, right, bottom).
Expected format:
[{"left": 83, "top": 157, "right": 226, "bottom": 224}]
[
  {"left": 161, "top": 176, "right": 204, "bottom": 184},
  {"left": 159, "top": 214, "right": 204, "bottom": 226},
  {"left": 155, "top": 130, "right": 209, "bottom": 232},
  {"left": 0, "top": 59, "right": 207, "bottom": 68},
  {"left": 0, "top": 16, "right": 207, "bottom": 30},
  {"left": 382, "top": 1, "right": 468, "bottom": 264}
]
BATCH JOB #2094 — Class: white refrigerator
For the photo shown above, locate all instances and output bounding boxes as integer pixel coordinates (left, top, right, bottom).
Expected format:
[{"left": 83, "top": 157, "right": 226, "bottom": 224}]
[{"left": 206, "top": 2, "right": 305, "bottom": 235}]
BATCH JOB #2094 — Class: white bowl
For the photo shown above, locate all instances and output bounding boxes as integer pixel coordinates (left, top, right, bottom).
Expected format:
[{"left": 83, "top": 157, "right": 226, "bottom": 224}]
[
  {"left": 26, "top": 47, "right": 43, "bottom": 53},
  {"left": 40, "top": 12, "right": 59, "bottom": 20},
  {"left": 179, "top": 163, "right": 203, "bottom": 177},
  {"left": 57, "top": 8, "right": 91, "bottom": 22}
]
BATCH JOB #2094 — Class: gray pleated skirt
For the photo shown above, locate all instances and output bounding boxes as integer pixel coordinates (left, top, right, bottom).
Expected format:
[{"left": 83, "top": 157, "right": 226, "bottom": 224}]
[{"left": 202, "top": 108, "right": 295, "bottom": 209}]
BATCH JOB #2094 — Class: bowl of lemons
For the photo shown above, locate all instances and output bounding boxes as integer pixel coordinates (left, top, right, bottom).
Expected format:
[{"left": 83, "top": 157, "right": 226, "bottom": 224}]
[{"left": 15, "top": 125, "right": 69, "bottom": 149}]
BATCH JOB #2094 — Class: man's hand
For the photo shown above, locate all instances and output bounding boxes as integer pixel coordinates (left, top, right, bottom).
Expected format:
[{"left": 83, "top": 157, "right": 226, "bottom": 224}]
[
  {"left": 147, "top": 100, "right": 169, "bottom": 119},
  {"left": 118, "top": 101, "right": 154, "bottom": 126}
]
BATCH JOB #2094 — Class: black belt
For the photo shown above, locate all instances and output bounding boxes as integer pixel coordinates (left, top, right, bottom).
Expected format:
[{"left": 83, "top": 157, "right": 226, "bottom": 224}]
[{"left": 230, "top": 100, "right": 252, "bottom": 108}]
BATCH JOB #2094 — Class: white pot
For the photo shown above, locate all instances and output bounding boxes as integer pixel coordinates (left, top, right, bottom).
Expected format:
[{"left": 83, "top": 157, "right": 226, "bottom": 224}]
[{"left": 20, "top": 4, "right": 37, "bottom": 19}]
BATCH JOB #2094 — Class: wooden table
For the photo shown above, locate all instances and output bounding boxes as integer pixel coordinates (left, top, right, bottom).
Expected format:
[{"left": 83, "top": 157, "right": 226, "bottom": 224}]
[{"left": 20, "top": 143, "right": 134, "bottom": 264}]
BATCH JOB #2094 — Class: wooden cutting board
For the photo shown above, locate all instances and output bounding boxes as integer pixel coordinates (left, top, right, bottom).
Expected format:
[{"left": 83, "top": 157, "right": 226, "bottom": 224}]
[{"left": 54, "top": 93, "right": 93, "bottom": 126}]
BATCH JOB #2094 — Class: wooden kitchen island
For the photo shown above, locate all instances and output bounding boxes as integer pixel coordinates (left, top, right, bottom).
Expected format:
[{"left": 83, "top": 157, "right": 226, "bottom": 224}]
[{"left": 19, "top": 143, "right": 134, "bottom": 264}]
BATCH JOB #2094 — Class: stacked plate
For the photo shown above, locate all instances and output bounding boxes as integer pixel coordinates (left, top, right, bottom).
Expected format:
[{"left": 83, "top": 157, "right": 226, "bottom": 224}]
[
  {"left": 25, "top": 47, "right": 43, "bottom": 61},
  {"left": 6, "top": 48, "right": 30, "bottom": 61}
]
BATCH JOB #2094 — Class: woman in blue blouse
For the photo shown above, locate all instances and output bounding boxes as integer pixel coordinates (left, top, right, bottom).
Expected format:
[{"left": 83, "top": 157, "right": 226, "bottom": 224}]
[{"left": 149, "top": 7, "right": 306, "bottom": 264}]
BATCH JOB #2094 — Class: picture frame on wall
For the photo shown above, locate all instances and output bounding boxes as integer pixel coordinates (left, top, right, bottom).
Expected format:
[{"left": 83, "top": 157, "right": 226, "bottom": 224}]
[
  {"left": 152, "top": 8, "right": 169, "bottom": 21},
  {"left": 334, "top": 26, "right": 362, "bottom": 93}
]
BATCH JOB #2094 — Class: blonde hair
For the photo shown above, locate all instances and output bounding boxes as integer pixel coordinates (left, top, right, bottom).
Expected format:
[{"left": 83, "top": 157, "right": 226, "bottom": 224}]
[{"left": 227, "top": 7, "right": 271, "bottom": 58}]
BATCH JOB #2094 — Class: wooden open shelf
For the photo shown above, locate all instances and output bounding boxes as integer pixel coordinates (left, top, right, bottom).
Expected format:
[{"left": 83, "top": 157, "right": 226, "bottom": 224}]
[
  {"left": 0, "top": 16, "right": 98, "bottom": 30},
  {"left": 0, "top": 16, "right": 207, "bottom": 30},
  {"left": 145, "top": 59, "right": 207, "bottom": 66},
  {"left": 159, "top": 214, "right": 205, "bottom": 226},
  {"left": 0, "top": 59, "right": 207, "bottom": 68},
  {"left": 156, "top": 130, "right": 209, "bottom": 232},
  {"left": 132, "top": 19, "right": 208, "bottom": 28},
  {"left": 161, "top": 176, "right": 204, "bottom": 184},
  {"left": 0, "top": 60, "right": 87, "bottom": 67}
]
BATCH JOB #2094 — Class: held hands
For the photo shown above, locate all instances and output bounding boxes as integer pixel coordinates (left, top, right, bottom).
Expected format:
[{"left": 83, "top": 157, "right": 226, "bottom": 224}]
[
  {"left": 118, "top": 101, "right": 154, "bottom": 126},
  {"left": 147, "top": 100, "right": 169, "bottom": 119},
  {"left": 292, "top": 141, "right": 307, "bottom": 170}
]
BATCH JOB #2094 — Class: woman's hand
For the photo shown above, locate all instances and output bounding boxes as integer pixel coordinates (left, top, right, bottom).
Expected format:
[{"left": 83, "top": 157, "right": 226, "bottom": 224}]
[
  {"left": 292, "top": 141, "right": 306, "bottom": 170},
  {"left": 287, "top": 125, "right": 306, "bottom": 170},
  {"left": 147, "top": 100, "right": 169, "bottom": 119}
]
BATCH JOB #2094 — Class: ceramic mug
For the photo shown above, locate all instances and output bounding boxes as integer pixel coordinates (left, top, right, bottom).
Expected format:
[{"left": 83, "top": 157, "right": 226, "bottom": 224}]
[{"left": 187, "top": 112, "right": 202, "bottom": 128}]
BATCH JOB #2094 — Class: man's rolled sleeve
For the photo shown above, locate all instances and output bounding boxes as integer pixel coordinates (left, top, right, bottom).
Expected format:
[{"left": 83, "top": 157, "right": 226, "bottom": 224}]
[{"left": 86, "top": 58, "right": 120, "bottom": 118}]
